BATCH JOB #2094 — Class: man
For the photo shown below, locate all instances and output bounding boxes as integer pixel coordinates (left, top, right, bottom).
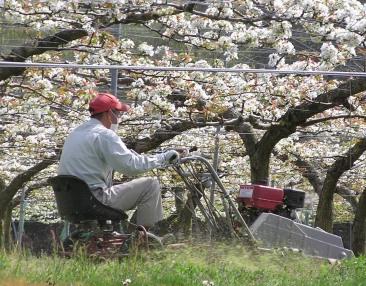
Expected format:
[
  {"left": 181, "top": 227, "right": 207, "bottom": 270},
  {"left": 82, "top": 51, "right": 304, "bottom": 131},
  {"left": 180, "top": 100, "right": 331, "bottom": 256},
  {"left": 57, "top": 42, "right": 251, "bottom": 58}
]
[{"left": 58, "top": 92, "right": 179, "bottom": 228}]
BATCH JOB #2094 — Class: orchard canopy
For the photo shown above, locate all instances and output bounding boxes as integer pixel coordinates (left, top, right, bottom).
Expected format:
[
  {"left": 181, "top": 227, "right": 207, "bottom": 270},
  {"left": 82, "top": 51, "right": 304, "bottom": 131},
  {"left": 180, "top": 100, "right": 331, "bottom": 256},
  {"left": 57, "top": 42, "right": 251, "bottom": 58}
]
[{"left": 0, "top": 0, "right": 365, "bottom": 231}]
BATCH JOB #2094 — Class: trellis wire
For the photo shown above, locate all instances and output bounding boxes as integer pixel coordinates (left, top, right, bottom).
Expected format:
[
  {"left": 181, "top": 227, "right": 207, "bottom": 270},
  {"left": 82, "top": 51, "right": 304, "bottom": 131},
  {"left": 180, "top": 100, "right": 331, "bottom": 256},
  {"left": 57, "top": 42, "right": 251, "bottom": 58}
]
[{"left": 1, "top": 61, "right": 366, "bottom": 77}]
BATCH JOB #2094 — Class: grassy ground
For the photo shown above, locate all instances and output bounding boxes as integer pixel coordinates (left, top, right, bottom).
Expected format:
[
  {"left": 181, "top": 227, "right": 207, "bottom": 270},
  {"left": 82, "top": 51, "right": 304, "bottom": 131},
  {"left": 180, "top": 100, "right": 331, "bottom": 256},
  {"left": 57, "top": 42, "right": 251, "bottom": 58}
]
[{"left": 1, "top": 243, "right": 366, "bottom": 286}]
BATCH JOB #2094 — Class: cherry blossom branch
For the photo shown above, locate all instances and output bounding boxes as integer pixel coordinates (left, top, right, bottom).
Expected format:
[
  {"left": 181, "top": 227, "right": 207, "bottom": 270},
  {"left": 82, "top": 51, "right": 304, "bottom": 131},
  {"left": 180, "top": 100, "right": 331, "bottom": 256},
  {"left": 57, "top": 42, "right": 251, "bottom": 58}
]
[
  {"left": 0, "top": 157, "right": 56, "bottom": 212},
  {"left": 0, "top": 29, "right": 88, "bottom": 80}
]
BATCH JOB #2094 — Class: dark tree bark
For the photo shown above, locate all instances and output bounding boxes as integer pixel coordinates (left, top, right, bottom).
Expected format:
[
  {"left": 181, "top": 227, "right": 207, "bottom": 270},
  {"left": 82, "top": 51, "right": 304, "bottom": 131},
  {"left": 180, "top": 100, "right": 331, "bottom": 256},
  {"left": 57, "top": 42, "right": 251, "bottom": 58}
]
[
  {"left": 3, "top": 207, "right": 12, "bottom": 251},
  {"left": 125, "top": 120, "right": 196, "bottom": 153},
  {"left": 315, "top": 138, "right": 366, "bottom": 232},
  {"left": 0, "top": 177, "right": 6, "bottom": 249},
  {"left": 352, "top": 188, "right": 366, "bottom": 256},
  {"left": 165, "top": 191, "right": 195, "bottom": 239},
  {"left": 0, "top": 217, "right": 3, "bottom": 249}
]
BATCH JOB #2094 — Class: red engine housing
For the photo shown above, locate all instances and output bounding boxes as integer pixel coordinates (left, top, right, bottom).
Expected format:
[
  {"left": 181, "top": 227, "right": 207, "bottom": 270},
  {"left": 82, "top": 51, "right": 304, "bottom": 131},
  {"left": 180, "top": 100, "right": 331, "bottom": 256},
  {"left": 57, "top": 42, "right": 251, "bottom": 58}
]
[{"left": 237, "top": 184, "right": 284, "bottom": 211}]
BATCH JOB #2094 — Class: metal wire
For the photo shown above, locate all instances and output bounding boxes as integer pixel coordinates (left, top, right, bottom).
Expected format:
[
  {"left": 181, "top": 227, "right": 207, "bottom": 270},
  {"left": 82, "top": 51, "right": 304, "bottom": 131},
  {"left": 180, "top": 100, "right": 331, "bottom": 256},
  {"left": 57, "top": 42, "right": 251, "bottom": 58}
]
[{"left": 1, "top": 61, "right": 366, "bottom": 77}]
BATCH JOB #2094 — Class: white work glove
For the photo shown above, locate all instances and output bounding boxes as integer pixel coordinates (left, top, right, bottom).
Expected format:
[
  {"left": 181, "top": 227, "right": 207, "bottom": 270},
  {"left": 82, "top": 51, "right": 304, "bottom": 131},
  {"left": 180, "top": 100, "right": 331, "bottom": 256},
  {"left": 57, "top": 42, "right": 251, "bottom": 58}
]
[{"left": 163, "top": 150, "right": 180, "bottom": 165}]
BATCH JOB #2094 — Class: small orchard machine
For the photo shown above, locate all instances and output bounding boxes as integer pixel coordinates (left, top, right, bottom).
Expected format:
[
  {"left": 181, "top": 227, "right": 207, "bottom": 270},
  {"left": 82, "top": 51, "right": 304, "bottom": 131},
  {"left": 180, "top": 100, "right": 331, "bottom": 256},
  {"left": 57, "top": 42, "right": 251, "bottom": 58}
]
[
  {"left": 237, "top": 184, "right": 305, "bottom": 225},
  {"left": 172, "top": 153, "right": 353, "bottom": 260},
  {"left": 49, "top": 150, "right": 353, "bottom": 259}
]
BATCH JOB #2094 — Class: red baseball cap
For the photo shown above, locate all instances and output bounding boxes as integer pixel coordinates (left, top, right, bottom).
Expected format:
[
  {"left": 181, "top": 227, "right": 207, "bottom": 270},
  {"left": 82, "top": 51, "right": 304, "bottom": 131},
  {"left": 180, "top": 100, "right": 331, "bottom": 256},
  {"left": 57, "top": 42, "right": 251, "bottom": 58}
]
[{"left": 89, "top": 93, "right": 130, "bottom": 115}]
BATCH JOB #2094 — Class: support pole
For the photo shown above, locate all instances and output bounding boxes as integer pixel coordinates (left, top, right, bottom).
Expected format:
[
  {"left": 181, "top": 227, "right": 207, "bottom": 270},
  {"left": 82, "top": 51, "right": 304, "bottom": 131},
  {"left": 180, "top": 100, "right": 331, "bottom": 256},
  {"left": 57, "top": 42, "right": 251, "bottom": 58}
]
[
  {"left": 210, "top": 126, "right": 221, "bottom": 203},
  {"left": 12, "top": 219, "right": 18, "bottom": 242},
  {"left": 110, "top": 69, "right": 118, "bottom": 96},
  {"left": 18, "top": 188, "right": 26, "bottom": 247},
  {"left": 60, "top": 221, "right": 70, "bottom": 241}
]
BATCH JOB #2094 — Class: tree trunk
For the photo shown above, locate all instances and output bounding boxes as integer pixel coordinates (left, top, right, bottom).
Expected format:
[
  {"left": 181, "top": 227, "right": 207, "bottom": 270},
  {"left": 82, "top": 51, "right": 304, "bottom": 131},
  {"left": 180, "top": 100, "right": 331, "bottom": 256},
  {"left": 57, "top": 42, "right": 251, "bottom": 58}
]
[
  {"left": 250, "top": 152, "right": 271, "bottom": 185},
  {"left": 0, "top": 178, "right": 5, "bottom": 249},
  {"left": 173, "top": 187, "right": 193, "bottom": 238},
  {"left": 3, "top": 207, "right": 12, "bottom": 251},
  {"left": 315, "top": 138, "right": 366, "bottom": 232},
  {"left": 154, "top": 189, "right": 193, "bottom": 238},
  {"left": 0, "top": 208, "right": 12, "bottom": 251},
  {"left": 175, "top": 194, "right": 194, "bottom": 239},
  {"left": 352, "top": 189, "right": 366, "bottom": 256},
  {"left": 0, "top": 212, "right": 3, "bottom": 250},
  {"left": 174, "top": 187, "right": 185, "bottom": 213},
  {"left": 229, "top": 122, "right": 272, "bottom": 184},
  {"left": 314, "top": 178, "right": 337, "bottom": 232},
  {"left": 0, "top": 159, "right": 55, "bottom": 250},
  {"left": 291, "top": 153, "right": 323, "bottom": 193}
]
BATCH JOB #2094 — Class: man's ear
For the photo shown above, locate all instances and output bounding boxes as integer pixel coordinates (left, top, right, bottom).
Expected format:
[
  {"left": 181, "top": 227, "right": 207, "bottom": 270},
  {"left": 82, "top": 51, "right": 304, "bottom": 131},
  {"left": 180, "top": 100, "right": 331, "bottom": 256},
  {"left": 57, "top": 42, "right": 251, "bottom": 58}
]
[{"left": 105, "top": 110, "right": 112, "bottom": 119}]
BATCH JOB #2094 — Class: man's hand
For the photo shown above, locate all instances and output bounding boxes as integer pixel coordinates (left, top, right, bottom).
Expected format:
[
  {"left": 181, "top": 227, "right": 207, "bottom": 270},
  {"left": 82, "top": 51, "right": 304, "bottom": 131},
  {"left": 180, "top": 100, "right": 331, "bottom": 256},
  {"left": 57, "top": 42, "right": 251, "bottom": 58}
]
[
  {"left": 175, "top": 146, "right": 197, "bottom": 158},
  {"left": 163, "top": 150, "right": 180, "bottom": 164}
]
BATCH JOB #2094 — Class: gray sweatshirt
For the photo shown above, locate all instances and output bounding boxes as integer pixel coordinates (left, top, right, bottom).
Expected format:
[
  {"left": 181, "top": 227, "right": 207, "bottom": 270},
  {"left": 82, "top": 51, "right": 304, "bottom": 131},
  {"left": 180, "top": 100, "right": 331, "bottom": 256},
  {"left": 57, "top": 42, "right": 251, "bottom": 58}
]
[{"left": 58, "top": 118, "right": 165, "bottom": 189}]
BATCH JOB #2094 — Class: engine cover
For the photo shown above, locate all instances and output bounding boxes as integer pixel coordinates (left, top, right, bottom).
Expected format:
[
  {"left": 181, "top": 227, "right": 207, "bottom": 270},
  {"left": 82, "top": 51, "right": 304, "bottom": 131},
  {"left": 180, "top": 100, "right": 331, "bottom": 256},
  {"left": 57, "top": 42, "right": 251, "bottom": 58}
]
[{"left": 237, "top": 184, "right": 284, "bottom": 210}]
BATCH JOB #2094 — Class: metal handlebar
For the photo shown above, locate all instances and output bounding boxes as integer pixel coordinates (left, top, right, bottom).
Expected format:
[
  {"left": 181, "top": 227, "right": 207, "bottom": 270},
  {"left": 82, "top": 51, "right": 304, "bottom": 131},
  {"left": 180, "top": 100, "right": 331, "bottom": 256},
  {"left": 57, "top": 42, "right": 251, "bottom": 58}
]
[{"left": 174, "top": 155, "right": 255, "bottom": 242}]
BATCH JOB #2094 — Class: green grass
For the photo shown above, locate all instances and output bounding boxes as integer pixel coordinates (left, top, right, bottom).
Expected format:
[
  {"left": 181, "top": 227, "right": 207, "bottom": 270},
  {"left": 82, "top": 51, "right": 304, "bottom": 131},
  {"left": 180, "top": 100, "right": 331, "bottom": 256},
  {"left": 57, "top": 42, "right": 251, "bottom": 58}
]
[{"left": 1, "top": 244, "right": 366, "bottom": 286}]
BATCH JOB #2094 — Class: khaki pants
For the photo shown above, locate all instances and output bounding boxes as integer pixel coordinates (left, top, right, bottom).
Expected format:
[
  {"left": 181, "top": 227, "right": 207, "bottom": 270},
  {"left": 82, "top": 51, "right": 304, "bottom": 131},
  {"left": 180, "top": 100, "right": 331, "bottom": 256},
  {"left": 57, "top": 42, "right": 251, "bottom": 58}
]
[{"left": 92, "top": 177, "right": 163, "bottom": 227}]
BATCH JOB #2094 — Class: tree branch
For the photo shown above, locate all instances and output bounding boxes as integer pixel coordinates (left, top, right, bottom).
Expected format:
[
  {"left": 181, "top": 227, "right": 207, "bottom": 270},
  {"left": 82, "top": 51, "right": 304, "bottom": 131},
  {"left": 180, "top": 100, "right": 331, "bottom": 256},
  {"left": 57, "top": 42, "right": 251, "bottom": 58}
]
[
  {"left": 10, "top": 180, "right": 49, "bottom": 209},
  {"left": 0, "top": 29, "right": 88, "bottom": 80},
  {"left": 256, "top": 78, "right": 366, "bottom": 155},
  {"left": 315, "top": 137, "right": 366, "bottom": 231},
  {"left": 0, "top": 157, "right": 56, "bottom": 211},
  {"left": 324, "top": 137, "right": 366, "bottom": 182},
  {"left": 124, "top": 120, "right": 197, "bottom": 153},
  {"left": 301, "top": 114, "right": 366, "bottom": 127},
  {"left": 280, "top": 151, "right": 358, "bottom": 211}
]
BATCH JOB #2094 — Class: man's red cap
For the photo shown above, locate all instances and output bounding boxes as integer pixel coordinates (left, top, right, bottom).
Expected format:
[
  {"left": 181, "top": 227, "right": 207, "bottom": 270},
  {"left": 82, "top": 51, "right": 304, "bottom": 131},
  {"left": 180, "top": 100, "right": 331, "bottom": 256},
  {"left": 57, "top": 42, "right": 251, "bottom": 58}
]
[{"left": 89, "top": 93, "right": 130, "bottom": 115}]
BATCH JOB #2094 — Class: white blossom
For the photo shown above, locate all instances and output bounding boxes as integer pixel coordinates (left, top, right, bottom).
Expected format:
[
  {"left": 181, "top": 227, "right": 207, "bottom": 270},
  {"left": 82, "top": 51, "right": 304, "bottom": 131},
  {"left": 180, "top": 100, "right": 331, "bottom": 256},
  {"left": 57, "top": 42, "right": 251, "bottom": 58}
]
[
  {"left": 268, "top": 53, "right": 281, "bottom": 67},
  {"left": 320, "top": 42, "right": 344, "bottom": 66},
  {"left": 138, "top": 42, "right": 155, "bottom": 56}
]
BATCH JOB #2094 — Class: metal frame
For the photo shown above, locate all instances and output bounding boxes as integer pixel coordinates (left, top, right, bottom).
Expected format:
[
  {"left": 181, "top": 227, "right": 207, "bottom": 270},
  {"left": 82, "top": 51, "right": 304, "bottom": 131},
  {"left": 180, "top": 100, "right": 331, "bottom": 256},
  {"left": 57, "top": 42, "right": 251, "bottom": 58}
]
[{"left": 173, "top": 155, "right": 256, "bottom": 242}]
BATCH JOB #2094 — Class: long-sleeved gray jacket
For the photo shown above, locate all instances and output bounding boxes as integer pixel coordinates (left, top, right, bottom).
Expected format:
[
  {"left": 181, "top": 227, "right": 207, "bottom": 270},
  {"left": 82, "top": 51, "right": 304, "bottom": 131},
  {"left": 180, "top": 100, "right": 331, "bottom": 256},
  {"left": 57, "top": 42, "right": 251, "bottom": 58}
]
[{"left": 58, "top": 118, "right": 165, "bottom": 189}]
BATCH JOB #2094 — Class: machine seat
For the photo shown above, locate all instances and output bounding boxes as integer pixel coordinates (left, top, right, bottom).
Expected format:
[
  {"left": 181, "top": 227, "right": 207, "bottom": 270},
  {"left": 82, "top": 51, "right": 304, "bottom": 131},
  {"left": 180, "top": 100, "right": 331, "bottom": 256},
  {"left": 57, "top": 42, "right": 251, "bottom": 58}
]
[{"left": 48, "top": 175, "right": 128, "bottom": 224}]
